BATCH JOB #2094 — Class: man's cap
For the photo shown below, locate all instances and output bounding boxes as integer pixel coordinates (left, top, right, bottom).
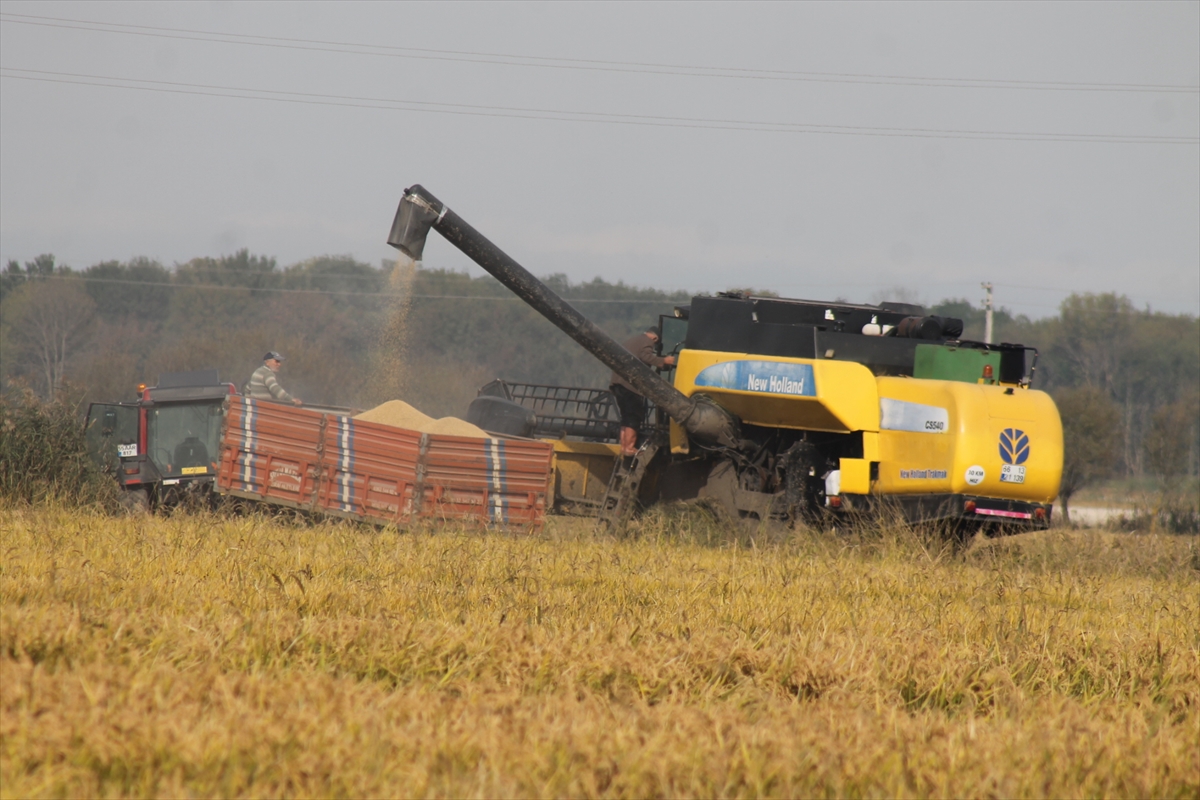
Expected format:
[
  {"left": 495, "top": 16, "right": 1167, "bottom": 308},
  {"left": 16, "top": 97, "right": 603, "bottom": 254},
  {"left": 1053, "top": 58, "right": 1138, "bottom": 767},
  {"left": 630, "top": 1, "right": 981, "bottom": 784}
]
[
  {"left": 644, "top": 325, "right": 661, "bottom": 337},
  {"left": 264, "top": 351, "right": 285, "bottom": 362}
]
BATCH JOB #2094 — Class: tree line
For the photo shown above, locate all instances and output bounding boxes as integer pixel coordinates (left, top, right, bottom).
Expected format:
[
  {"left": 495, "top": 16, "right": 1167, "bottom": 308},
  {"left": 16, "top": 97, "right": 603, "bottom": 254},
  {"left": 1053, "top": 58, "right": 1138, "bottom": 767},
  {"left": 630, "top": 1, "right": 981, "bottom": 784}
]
[
  {"left": 0, "top": 250, "right": 691, "bottom": 416},
  {"left": 2, "top": 250, "right": 1196, "bottom": 507}
]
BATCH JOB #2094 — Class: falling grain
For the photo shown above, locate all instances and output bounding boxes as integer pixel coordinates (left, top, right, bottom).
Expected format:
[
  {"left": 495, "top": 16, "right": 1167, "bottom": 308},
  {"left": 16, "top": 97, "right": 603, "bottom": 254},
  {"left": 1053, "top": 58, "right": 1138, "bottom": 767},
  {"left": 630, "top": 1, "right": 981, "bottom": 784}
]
[{"left": 366, "top": 257, "right": 417, "bottom": 405}]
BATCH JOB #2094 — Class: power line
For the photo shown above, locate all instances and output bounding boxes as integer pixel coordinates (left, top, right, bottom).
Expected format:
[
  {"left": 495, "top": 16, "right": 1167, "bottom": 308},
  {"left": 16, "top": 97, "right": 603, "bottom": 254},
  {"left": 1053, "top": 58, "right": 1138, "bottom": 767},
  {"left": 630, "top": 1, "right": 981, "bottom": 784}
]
[
  {"left": 753, "top": 279, "right": 1193, "bottom": 311},
  {"left": 17, "top": 273, "right": 684, "bottom": 303},
  {"left": 2, "top": 11, "right": 1196, "bottom": 94},
  {"left": 18, "top": 274, "right": 1190, "bottom": 315},
  {"left": 3, "top": 68, "right": 1195, "bottom": 144}
]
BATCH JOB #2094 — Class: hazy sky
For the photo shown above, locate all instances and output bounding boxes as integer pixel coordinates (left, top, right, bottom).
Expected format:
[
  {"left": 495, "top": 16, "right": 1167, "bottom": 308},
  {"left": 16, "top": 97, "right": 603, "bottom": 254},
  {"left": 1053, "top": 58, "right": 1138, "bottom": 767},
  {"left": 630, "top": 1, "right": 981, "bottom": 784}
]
[{"left": 2, "top": 1, "right": 1197, "bottom": 318}]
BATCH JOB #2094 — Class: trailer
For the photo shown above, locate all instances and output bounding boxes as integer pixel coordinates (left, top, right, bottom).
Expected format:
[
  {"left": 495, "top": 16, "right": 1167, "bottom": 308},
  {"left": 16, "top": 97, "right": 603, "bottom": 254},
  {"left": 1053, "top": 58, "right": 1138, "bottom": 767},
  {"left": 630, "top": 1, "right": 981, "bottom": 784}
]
[{"left": 215, "top": 397, "right": 554, "bottom": 527}]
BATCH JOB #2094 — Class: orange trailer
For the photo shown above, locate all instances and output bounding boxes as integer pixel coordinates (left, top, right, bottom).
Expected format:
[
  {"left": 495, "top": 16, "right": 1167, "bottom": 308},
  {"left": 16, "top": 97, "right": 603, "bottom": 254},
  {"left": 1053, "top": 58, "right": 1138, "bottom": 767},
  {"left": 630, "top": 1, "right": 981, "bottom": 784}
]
[{"left": 217, "top": 397, "right": 553, "bottom": 528}]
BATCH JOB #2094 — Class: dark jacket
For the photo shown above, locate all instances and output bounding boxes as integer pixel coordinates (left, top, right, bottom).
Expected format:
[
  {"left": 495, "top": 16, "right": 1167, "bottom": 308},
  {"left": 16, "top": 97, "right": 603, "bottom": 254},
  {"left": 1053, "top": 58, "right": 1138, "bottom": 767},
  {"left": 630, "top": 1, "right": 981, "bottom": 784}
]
[{"left": 610, "top": 333, "right": 669, "bottom": 393}]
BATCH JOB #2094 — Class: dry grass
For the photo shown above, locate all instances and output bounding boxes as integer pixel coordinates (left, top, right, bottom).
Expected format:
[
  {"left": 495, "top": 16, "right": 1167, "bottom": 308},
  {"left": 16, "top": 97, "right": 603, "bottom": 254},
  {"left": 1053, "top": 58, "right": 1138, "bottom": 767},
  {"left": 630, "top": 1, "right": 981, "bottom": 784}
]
[{"left": 2, "top": 505, "right": 1197, "bottom": 799}]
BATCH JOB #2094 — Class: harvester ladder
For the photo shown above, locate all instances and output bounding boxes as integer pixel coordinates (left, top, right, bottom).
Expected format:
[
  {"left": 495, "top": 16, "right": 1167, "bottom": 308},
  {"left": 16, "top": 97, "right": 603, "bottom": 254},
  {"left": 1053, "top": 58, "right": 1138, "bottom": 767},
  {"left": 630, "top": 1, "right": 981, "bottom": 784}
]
[{"left": 597, "top": 440, "right": 660, "bottom": 533}]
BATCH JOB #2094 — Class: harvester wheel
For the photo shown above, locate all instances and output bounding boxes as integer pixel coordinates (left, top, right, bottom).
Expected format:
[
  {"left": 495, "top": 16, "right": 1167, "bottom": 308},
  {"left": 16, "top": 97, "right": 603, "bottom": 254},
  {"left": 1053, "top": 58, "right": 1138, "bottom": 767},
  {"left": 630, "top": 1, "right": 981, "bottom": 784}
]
[{"left": 783, "top": 442, "right": 823, "bottom": 525}]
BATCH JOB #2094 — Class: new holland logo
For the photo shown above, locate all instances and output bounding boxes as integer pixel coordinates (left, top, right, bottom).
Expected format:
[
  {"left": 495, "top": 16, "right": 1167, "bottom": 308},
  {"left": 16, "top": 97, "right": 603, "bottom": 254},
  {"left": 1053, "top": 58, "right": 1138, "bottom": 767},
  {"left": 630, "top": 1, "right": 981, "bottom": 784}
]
[{"left": 999, "top": 428, "right": 1030, "bottom": 465}]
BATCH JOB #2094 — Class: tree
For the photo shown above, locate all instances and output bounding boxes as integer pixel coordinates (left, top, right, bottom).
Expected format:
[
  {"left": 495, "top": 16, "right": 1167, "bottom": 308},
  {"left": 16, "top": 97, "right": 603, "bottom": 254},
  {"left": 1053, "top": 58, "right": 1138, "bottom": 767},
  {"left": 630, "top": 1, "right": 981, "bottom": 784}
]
[
  {"left": 174, "top": 249, "right": 279, "bottom": 290},
  {"left": 1051, "top": 293, "right": 1136, "bottom": 392},
  {"left": 82, "top": 257, "right": 173, "bottom": 323},
  {"left": 2, "top": 280, "right": 97, "bottom": 401},
  {"left": 928, "top": 297, "right": 1023, "bottom": 343},
  {"left": 1144, "top": 392, "right": 1200, "bottom": 485},
  {"left": 1054, "top": 386, "right": 1123, "bottom": 523},
  {"left": 1033, "top": 293, "right": 1199, "bottom": 478},
  {"left": 1, "top": 254, "right": 60, "bottom": 302}
]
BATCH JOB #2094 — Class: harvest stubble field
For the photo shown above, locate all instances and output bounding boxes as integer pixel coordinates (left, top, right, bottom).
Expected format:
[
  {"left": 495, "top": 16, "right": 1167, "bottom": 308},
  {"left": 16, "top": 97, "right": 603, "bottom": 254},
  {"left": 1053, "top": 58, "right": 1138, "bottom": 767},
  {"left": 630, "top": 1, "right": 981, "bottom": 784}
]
[{"left": 2, "top": 506, "right": 1197, "bottom": 798}]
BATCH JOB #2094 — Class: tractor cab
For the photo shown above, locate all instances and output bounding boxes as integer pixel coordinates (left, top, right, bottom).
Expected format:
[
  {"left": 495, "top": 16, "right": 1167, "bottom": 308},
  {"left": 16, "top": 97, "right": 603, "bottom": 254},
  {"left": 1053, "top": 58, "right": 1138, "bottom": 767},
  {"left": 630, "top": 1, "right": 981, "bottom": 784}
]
[{"left": 85, "top": 369, "right": 237, "bottom": 508}]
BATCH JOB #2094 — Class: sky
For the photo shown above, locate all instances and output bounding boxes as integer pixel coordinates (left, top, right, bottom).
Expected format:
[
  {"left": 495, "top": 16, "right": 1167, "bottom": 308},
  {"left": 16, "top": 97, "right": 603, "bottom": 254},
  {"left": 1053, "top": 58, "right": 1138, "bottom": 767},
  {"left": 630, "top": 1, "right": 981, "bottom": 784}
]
[{"left": 1, "top": 1, "right": 1197, "bottom": 319}]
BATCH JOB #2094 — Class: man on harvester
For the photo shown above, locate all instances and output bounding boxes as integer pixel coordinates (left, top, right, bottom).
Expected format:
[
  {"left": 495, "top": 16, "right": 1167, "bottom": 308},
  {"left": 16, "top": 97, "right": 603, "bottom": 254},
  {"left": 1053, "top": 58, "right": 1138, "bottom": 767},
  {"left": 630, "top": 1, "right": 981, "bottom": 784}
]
[{"left": 610, "top": 326, "right": 676, "bottom": 457}]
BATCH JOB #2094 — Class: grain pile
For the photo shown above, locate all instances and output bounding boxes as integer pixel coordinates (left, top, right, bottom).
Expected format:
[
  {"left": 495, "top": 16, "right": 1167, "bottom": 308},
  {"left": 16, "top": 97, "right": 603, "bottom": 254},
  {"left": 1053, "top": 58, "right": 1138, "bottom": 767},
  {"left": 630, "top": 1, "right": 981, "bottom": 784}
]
[
  {"left": 422, "top": 416, "right": 488, "bottom": 437},
  {"left": 355, "top": 400, "right": 488, "bottom": 438},
  {"left": 354, "top": 400, "right": 433, "bottom": 430}
]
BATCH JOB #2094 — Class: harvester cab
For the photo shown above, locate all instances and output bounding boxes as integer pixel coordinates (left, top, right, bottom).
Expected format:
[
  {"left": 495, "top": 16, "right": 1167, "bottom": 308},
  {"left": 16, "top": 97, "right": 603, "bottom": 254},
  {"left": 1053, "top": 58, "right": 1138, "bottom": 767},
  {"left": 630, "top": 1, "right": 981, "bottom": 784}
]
[{"left": 85, "top": 369, "right": 236, "bottom": 509}]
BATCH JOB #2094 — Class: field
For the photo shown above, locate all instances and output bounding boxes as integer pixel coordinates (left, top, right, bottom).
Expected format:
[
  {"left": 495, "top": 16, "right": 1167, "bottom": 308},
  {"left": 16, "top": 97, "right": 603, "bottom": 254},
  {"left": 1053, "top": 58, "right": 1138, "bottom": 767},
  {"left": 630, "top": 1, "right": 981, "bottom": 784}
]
[{"left": 2, "top": 505, "right": 1197, "bottom": 799}]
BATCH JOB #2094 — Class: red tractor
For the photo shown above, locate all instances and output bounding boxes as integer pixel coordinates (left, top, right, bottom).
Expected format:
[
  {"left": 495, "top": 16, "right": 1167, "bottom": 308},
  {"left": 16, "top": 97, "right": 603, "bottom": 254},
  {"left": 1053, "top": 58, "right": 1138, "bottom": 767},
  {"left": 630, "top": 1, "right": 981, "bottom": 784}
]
[{"left": 85, "top": 369, "right": 237, "bottom": 510}]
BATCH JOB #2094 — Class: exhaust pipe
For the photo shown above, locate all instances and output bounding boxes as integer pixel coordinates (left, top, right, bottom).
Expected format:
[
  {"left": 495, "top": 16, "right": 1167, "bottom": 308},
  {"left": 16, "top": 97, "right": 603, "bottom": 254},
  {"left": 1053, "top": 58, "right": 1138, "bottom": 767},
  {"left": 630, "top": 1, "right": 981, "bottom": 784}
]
[{"left": 388, "top": 185, "right": 738, "bottom": 448}]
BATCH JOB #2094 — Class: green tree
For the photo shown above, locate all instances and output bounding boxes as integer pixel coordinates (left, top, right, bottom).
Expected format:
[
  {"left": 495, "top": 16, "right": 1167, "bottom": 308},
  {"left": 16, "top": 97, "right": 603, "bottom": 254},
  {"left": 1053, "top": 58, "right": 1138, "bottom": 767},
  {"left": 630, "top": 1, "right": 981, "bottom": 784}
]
[
  {"left": 81, "top": 257, "right": 173, "bottom": 323},
  {"left": 282, "top": 255, "right": 384, "bottom": 295},
  {"left": 174, "top": 249, "right": 279, "bottom": 289},
  {"left": 928, "top": 298, "right": 1024, "bottom": 343},
  {"left": 1054, "top": 385, "right": 1123, "bottom": 523},
  {"left": 0, "top": 254, "right": 60, "bottom": 302},
  {"left": 1048, "top": 293, "right": 1136, "bottom": 392},
  {"left": 1031, "top": 293, "right": 1199, "bottom": 477}
]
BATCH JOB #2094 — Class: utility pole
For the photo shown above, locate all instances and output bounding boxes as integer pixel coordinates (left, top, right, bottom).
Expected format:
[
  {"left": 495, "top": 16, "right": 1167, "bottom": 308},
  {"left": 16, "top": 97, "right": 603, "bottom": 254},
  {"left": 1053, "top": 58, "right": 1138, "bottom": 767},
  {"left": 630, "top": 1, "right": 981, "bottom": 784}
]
[{"left": 981, "top": 282, "right": 994, "bottom": 344}]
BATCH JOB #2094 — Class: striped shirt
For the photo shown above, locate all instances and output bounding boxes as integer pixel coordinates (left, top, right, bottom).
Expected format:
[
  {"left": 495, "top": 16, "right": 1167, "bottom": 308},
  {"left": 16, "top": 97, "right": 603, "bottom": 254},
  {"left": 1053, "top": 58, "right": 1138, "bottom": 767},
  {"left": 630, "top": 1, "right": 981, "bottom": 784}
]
[{"left": 246, "top": 365, "right": 294, "bottom": 403}]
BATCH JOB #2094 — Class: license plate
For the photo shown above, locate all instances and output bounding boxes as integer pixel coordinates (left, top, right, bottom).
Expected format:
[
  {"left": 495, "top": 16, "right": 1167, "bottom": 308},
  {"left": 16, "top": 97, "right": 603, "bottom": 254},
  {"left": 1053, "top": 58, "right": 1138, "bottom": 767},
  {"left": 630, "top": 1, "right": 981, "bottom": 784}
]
[
  {"left": 181, "top": 466, "right": 209, "bottom": 475},
  {"left": 117, "top": 443, "right": 137, "bottom": 458},
  {"left": 1000, "top": 464, "right": 1026, "bottom": 484}
]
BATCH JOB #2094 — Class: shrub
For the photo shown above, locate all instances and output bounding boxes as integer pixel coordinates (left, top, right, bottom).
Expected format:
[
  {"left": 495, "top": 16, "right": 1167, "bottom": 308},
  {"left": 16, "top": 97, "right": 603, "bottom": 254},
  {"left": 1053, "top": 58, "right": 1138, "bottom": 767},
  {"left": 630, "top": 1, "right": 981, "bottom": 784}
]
[
  {"left": 1111, "top": 500, "right": 1200, "bottom": 535},
  {"left": 0, "top": 383, "right": 117, "bottom": 507}
]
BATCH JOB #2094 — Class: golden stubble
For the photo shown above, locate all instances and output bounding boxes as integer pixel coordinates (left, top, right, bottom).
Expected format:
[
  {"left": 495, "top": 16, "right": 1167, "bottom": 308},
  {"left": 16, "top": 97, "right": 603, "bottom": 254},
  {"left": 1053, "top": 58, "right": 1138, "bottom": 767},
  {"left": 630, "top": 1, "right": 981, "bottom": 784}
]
[{"left": 1, "top": 505, "right": 1197, "bottom": 798}]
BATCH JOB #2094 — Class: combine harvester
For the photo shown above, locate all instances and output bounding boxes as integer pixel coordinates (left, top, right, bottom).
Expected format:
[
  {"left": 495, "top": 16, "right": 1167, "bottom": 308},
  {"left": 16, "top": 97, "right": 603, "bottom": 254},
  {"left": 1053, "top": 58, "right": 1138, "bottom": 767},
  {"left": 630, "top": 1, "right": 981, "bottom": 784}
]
[{"left": 389, "top": 185, "right": 1063, "bottom": 533}]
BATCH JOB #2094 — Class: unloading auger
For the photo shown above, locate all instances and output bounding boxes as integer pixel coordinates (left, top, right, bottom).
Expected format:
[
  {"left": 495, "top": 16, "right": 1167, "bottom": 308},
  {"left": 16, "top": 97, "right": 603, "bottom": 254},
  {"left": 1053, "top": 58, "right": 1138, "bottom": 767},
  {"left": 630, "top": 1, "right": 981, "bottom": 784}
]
[{"left": 387, "top": 184, "right": 741, "bottom": 451}]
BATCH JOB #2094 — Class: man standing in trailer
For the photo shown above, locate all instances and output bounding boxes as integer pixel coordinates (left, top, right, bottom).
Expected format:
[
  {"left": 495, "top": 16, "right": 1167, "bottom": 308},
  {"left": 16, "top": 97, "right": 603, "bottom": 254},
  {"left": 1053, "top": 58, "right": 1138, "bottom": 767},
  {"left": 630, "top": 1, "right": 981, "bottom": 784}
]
[{"left": 245, "top": 351, "right": 302, "bottom": 406}]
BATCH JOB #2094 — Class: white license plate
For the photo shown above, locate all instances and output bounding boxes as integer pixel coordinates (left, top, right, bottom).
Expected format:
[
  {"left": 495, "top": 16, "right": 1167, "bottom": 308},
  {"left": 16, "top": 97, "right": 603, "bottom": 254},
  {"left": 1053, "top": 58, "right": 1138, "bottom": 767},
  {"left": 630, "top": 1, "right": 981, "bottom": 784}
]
[
  {"left": 1000, "top": 464, "right": 1026, "bottom": 484},
  {"left": 117, "top": 443, "right": 137, "bottom": 458}
]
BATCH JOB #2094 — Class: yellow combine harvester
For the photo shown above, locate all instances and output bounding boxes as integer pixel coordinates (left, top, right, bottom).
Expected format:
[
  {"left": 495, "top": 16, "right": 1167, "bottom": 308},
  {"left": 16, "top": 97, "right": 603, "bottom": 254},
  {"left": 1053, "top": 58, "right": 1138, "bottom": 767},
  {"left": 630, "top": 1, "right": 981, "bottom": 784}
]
[
  {"left": 388, "top": 185, "right": 1062, "bottom": 532},
  {"left": 666, "top": 323, "right": 1061, "bottom": 525}
]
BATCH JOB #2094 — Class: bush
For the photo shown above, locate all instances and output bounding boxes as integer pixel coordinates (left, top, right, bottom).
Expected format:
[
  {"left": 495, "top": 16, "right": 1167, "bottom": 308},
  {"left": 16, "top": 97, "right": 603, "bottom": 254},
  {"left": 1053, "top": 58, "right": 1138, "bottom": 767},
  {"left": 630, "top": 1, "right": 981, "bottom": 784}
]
[
  {"left": 0, "top": 383, "right": 117, "bottom": 507},
  {"left": 1111, "top": 501, "right": 1200, "bottom": 535}
]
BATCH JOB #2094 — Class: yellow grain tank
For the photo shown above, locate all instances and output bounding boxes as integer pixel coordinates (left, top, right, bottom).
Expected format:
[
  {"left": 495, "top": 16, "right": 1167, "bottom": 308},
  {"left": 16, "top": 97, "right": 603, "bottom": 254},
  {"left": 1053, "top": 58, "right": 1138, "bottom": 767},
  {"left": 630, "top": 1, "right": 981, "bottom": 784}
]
[{"left": 672, "top": 348, "right": 1061, "bottom": 511}]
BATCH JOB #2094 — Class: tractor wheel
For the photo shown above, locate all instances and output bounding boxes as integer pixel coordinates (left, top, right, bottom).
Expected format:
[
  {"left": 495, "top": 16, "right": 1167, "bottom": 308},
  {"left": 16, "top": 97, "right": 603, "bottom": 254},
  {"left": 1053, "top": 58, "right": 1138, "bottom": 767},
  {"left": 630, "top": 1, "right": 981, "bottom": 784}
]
[{"left": 120, "top": 487, "right": 150, "bottom": 515}]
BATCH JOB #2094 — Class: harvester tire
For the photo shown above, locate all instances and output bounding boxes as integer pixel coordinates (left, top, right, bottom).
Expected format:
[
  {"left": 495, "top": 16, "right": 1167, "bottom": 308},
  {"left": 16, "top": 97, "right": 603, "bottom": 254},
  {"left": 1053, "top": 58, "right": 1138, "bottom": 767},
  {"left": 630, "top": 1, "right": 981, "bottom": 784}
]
[{"left": 783, "top": 441, "right": 823, "bottom": 525}]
